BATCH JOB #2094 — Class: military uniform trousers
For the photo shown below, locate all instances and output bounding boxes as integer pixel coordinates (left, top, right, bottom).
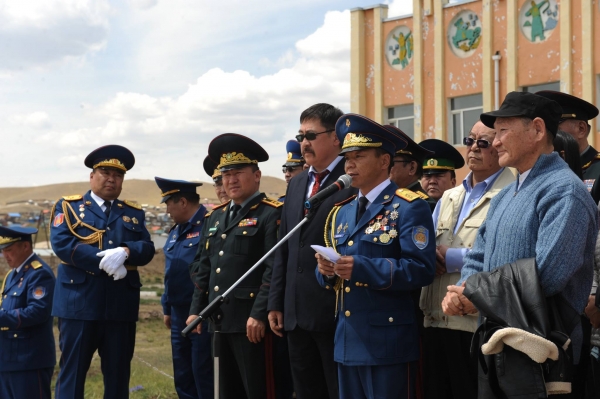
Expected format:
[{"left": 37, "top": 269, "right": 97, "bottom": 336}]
[
  {"left": 55, "top": 318, "right": 136, "bottom": 399},
  {"left": 338, "top": 362, "right": 417, "bottom": 399},
  {"left": 169, "top": 305, "right": 213, "bottom": 399},
  {"left": 0, "top": 367, "right": 53, "bottom": 399}
]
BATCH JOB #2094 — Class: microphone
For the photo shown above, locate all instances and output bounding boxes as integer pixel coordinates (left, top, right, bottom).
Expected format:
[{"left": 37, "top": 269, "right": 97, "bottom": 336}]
[{"left": 304, "top": 174, "right": 352, "bottom": 210}]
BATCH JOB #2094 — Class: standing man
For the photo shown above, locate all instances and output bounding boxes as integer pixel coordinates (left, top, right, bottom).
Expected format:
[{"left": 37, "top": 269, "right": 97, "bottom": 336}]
[
  {"left": 155, "top": 177, "right": 213, "bottom": 399},
  {"left": 268, "top": 103, "right": 353, "bottom": 399},
  {"left": 387, "top": 126, "right": 436, "bottom": 210},
  {"left": 0, "top": 226, "right": 56, "bottom": 399},
  {"left": 282, "top": 140, "right": 305, "bottom": 185},
  {"left": 419, "top": 139, "right": 465, "bottom": 203},
  {"left": 442, "top": 92, "right": 598, "bottom": 388},
  {"left": 420, "top": 121, "right": 515, "bottom": 399},
  {"left": 316, "top": 114, "right": 435, "bottom": 399},
  {"left": 51, "top": 145, "right": 155, "bottom": 399},
  {"left": 535, "top": 91, "right": 600, "bottom": 203},
  {"left": 186, "top": 133, "right": 282, "bottom": 399},
  {"left": 204, "top": 155, "right": 229, "bottom": 205}
]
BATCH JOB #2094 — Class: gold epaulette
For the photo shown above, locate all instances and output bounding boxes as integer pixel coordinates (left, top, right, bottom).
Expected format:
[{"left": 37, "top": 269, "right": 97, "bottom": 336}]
[
  {"left": 415, "top": 190, "right": 430, "bottom": 200},
  {"left": 395, "top": 188, "right": 420, "bottom": 202},
  {"left": 63, "top": 195, "right": 83, "bottom": 201},
  {"left": 261, "top": 197, "right": 283, "bottom": 208},
  {"left": 30, "top": 260, "right": 43, "bottom": 269},
  {"left": 206, "top": 202, "right": 228, "bottom": 217},
  {"left": 334, "top": 194, "right": 357, "bottom": 206},
  {"left": 123, "top": 200, "right": 142, "bottom": 210}
]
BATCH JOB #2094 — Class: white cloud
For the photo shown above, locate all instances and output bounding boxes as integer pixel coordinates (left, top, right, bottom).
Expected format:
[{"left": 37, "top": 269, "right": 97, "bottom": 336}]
[
  {"left": 9, "top": 111, "right": 51, "bottom": 129},
  {"left": 128, "top": 0, "right": 158, "bottom": 10},
  {"left": 0, "top": 0, "right": 111, "bottom": 70}
]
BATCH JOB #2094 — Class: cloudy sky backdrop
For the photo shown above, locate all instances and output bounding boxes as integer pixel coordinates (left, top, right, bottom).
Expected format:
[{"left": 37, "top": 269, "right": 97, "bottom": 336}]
[{"left": 1, "top": 0, "right": 416, "bottom": 186}]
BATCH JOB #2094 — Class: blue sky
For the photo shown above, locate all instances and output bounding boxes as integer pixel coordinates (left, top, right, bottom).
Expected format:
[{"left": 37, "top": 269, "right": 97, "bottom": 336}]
[{"left": 0, "top": 0, "right": 413, "bottom": 186}]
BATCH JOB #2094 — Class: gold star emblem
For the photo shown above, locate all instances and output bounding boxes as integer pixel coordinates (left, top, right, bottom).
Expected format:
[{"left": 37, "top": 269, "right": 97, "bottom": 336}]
[{"left": 346, "top": 119, "right": 350, "bottom": 127}]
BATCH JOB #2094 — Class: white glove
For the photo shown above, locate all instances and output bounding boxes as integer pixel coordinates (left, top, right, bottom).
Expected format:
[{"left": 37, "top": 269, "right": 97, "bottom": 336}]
[
  {"left": 97, "top": 247, "right": 128, "bottom": 276},
  {"left": 111, "top": 264, "right": 128, "bottom": 281}
]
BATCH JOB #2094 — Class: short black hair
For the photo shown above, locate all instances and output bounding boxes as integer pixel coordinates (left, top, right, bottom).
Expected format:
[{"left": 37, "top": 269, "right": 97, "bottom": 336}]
[
  {"left": 170, "top": 192, "right": 200, "bottom": 204},
  {"left": 374, "top": 148, "right": 394, "bottom": 174},
  {"left": 553, "top": 130, "right": 583, "bottom": 180},
  {"left": 300, "top": 103, "right": 343, "bottom": 131},
  {"left": 394, "top": 154, "right": 423, "bottom": 179}
]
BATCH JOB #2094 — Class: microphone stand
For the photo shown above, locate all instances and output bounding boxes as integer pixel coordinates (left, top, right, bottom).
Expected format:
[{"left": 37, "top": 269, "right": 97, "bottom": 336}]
[{"left": 181, "top": 208, "right": 319, "bottom": 399}]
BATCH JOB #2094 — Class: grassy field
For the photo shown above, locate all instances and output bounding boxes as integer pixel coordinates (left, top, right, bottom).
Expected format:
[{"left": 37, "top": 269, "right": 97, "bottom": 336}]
[{"left": 1, "top": 250, "right": 187, "bottom": 398}]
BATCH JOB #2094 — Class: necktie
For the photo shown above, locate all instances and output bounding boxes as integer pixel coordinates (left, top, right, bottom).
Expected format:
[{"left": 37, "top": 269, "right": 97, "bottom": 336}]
[
  {"left": 104, "top": 201, "right": 112, "bottom": 218},
  {"left": 305, "top": 170, "right": 330, "bottom": 215},
  {"left": 230, "top": 204, "right": 241, "bottom": 222},
  {"left": 356, "top": 196, "right": 369, "bottom": 223}
]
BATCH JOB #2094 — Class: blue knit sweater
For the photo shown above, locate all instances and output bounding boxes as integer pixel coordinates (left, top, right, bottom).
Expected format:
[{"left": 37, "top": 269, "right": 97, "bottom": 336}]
[{"left": 459, "top": 152, "right": 598, "bottom": 314}]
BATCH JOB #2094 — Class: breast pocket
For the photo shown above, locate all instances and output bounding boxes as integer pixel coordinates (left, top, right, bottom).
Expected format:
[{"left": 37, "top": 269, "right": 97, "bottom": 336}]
[
  {"left": 182, "top": 236, "right": 201, "bottom": 251},
  {"left": 436, "top": 218, "right": 452, "bottom": 238},
  {"left": 233, "top": 228, "right": 259, "bottom": 255},
  {"left": 122, "top": 221, "right": 142, "bottom": 238},
  {"left": 1, "top": 330, "right": 31, "bottom": 362},
  {"left": 2, "top": 285, "right": 26, "bottom": 310},
  {"left": 359, "top": 232, "right": 396, "bottom": 258}
]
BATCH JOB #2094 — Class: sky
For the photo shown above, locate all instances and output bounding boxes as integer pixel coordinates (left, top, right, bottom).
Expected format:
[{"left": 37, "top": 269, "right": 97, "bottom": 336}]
[{"left": 0, "top": 0, "right": 416, "bottom": 187}]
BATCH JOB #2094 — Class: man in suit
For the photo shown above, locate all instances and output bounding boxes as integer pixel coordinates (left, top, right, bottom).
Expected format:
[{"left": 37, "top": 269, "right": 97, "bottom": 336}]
[
  {"left": 186, "top": 133, "right": 284, "bottom": 399},
  {"left": 315, "top": 113, "right": 436, "bottom": 399},
  {"left": 0, "top": 226, "right": 56, "bottom": 399},
  {"left": 268, "top": 103, "right": 353, "bottom": 399},
  {"left": 51, "top": 144, "right": 155, "bottom": 399},
  {"left": 155, "top": 177, "right": 213, "bottom": 399}
]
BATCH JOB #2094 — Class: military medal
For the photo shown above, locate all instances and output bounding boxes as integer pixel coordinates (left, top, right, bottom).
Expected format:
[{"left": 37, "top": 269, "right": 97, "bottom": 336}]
[
  {"left": 85, "top": 201, "right": 92, "bottom": 206},
  {"left": 379, "top": 233, "right": 390, "bottom": 243},
  {"left": 389, "top": 224, "right": 398, "bottom": 238},
  {"left": 132, "top": 217, "right": 139, "bottom": 224},
  {"left": 79, "top": 213, "right": 85, "bottom": 218},
  {"left": 343, "top": 223, "right": 348, "bottom": 233},
  {"left": 123, "top": 216, "right": 131, "bottom": 223},
  {"left": 337, "top": 223, "right": 343, "bottom": 234},
  {"left": 215, "top": 221, "right": 219, "bottom": 227},
  {"left": 365, "top": 226, "right": 374, "bottom": 235}
]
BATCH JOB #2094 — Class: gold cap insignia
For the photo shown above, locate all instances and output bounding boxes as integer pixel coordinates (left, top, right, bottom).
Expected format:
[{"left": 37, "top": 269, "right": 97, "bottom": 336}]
[
  {"left": 93, "top": 158, "right": 127, "bottom": 172},
  {"left": 342, "top": 133, "right": 382, "bottom": 150},
  {"left": 427, "top": 159, "right": 438, "bottom": 167},
  {"left": 218, "top": 152, "right": 257, "bottom": 169},
  {"left": 161, "top": 189, "right": 180, "bottom": 198},
  {"left": 346, "top": 119, "right": 351, "bottom": 127},
  {"left": 0, "top": 236, "right": 20, "bottom": 246}
]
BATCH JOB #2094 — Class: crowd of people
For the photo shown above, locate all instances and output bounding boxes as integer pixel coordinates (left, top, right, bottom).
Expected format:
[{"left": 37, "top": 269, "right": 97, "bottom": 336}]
[{"left": 1, "top": 90, "right": 600, "bottom": 399}]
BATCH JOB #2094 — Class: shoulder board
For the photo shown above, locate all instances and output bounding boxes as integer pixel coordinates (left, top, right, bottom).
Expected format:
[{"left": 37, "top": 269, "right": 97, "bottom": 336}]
[
  {"left": 415, "top": 191, "right": 429, "bottom": 200},
  {"left": 395, "top": 188, "right": 420, "bottom": 202},
  {"left": 334, "top": 194, "right": 357, "bottom": 206},
  {"left": 30, "top": 260, "right": 43, "bottom": 269},
  {"left": 206, "top": 202, "right": 228, "bottom": 217},
  {"left": 62, "top": 195, "right": 83, "bottom": 201},
  {"left": 123, "top": 200, "right": 142, "bottom": 210},
  {"left": 261, "top": 197, "right": 283, "bottom": 208}
]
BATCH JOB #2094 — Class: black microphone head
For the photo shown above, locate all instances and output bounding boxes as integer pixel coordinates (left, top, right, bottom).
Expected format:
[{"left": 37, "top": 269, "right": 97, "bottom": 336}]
[{"left": 338, "top": 174, "right": 352, "bottom": 189}]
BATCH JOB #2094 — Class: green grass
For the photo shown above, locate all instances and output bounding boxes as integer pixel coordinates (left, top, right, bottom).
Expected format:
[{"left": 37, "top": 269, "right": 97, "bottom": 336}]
[{"left": 52, "top": 316, "right": 179, "bottom": 398}]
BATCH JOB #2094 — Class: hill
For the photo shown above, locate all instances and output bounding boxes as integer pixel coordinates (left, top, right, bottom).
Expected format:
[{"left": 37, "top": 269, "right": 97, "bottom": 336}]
[{"left": 0, "top": 176, "right": 287, "bottom": 208}]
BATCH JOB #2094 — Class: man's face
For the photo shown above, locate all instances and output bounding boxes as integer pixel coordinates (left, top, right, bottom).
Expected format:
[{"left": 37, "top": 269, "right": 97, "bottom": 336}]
[
  {"left": 89, "top": 167, "right": 124, "bottom": 201},
  {"left": 165, "top": 197, "right": 185, "bottom": 225},
  {"left": 283, "top": 165, "right": 303, "bottom": 184},
  {"left": 299, "top": 118, "right": 339, "bottom": 170},
  {"left": 493, "top": 117, "right": 539, "bottom": 170},
  {"left": 344, "top": 149, "right": 390, "bottom": 194},
  {"left": 222, "top": 166, "right": 261, "bottom": 204},
  {"left": 213, "top": 179, "right": 229, "bottom": 204},
  {"left": 421, "top": 171, "right": 456, "bottom": 200},
  {"left": 558, "top": 119, "right": 588, "bottom": 142},
  {"left": 2, "top": 242, "right": 31, "bottom": 269},
  {"left": 466, "top": 122, "right": 500, "bottom": 175},
  {"left": 389, "top": 156, "right": 418, "bottom": 188}
]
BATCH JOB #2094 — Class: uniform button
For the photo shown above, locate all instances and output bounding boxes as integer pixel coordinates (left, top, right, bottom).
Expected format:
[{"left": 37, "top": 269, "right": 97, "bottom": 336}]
[
  {"left": 325, "top": 285, "right": 331, "bottom": 290},
  {"left": 13, "top": 334, "right": 17, "bottom": 338},
  {"left": 345, "top": 310, "right": 351, "bottom": 317},
  {"left": 196, "top": 220, "right": 201, "bottom": 224},
  {"left": 219, "top": 251, "right": 224, "bottom": 256},
  {"left": 243, "top": 231, "right": 247, "bottom": 235},
  {"left": 216, "top": 268, "right": 221, "bottom": 274},
  {"left": 373, "top": 237, "right": 378, "bottom": 242},
  {"left": 345, "top": 287, "right": 350, "bottom": 293},
  {"left": 108, "top": 240, "right": 113, "bottom": 244},
  {"left": 107, "top": 227, "right": 111, "bottom": 231},
  {"left": 297, "top": 267, "right": 303, "bottom": 273},
  {"left": 70, "top": 280, "right": 73, "bottom": 284},
  {"left": 214, "top": 286, "right": 219, "bottom": 292},
  {"left": 188, "top": 243, "right": 193, "bottom": 247},
  {"left": 364, "top": 284, "right": 368, "bottom": 287},
  {"left": 389, "top": 317, "right": 394, "bottom": 322},
  {"left": 250, "top": 293, "right": 255, "bottom": 298},
  {"left": 221, "top": 234, "right": 226, "bottom": 239},
  {"left": 355, "top": 282, "right": 360, "bottom": 287},
  {"left": 13, "top": 292, "right": 16, "bottom": 296},
  {"left": 348, "top": 240, "right": 354, "bottom": 246}
]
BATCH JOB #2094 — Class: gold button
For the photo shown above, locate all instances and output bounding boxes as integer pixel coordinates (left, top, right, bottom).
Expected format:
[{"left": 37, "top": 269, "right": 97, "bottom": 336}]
[
  {"left": 13, "top": 334, "right": 17, "bottom": 338},
  {"left": 214, "top": 286, "right": 219, "bottom": 292},
  {"left": 389, "top": 317, "right": 394, "bottom": 322},
  {"left": 216, "top": 268, "right": 221, "bottom": 274},
  {"left": 250, "top": 293, "right": 255, "bottom": 298},
  {"left": 221, "top": 234, "right": 226, "bottom": 239},
  {"left": 345, "top": 310, "right": 351, "bottom": 317},
  {"left": 355, "top": 282, "right": 360, "bottom": 287},
  {"left": 345, "top": 287, "right": 350, "bottom": 293},
  {"left": 364, "top": 284, "right": 368, "bottom": 287},
  {"left": 325, "top": 285, "right": 331, "bottom": 290},
  {"left": 109, "top": 240, "right": 113, "bottom": 244},
  {"left": 243, "top": 231, "right": 247, "bottom": 235},
  {"left": 219, "top": 251, "right": 224, "bottom": 256},
  {"left": 348, "top": 240, "right": 354, "bottom": 246},
  {"left": 373, "top": 237, "right": 378, "bottom": 242}
]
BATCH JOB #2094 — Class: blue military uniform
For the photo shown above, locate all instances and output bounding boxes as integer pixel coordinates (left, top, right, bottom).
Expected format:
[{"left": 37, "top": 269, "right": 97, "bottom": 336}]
[
  {"left": 315, "top": 114, "right": 436, "bottom": 399},
  {"left": 155, "top": 177, "right": 213, "bottom": 399},
  {"left": 0, "top": 226, "right": 56, "bottom": 399},
  {"left": 51, "top": 145, "right": 155, "bottom": 399},
  {"left": 279, "top": 140, "right": 305, "bottom": 203}
]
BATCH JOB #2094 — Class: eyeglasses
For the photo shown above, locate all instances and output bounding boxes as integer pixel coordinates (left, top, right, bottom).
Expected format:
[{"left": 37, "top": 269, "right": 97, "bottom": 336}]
[
  {"left": 282, "top": 166, "right": 302, "bottom": 173},
  {"left": 463, "top": 137, "right": 492, "bottom": 149},
  {"left": 295, "top": 129, "right": 334, "bottom": 142}
]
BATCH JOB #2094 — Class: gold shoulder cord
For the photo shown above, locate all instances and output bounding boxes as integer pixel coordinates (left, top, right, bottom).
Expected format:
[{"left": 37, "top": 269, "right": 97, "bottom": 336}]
[
  {"left": 323, "top": 206, "right": 344, "bottom": 316},
  {"left": 61, "top": 201, "right": 106, "bottom": 249},
  {"left": 0, "top": 270, "right": 11, "bottom": 307}
]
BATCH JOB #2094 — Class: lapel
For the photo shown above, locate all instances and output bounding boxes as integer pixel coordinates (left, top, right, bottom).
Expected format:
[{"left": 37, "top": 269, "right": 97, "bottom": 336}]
[
  {"left": 84, "top": 191, "right": 106, "bottom": 220},
  {"left": 108, "top": 199, "right": 126, "bottom": 225},
  {"left": 179, "top": 206, "right": 206, "bottom": 237},
  {"left": 294, "top": 170, "right": 310, "bottom": 221},
  {"left": 4, "top": 269, "right": 21, "bottom": 292},
  {"left": 351, "top": 183, "right": 397, "bottom": 236},
  {"left": 225, "top": 194, "right": 265, "bottom": 231}
]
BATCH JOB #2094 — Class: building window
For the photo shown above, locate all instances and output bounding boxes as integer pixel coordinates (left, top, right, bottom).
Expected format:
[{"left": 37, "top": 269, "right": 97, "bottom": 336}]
[
  {"left": 523, "top": 82, "right": 560, "bottom": 93},
  {"left": 387, "top": 105, "right": 414, "bottom": 139},
  {"left": 450, "top": 93, "right": 483, "bottom": 145}
]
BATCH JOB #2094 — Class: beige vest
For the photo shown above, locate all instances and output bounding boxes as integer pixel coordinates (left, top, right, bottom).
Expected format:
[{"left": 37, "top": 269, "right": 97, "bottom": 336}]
[{"left": 420, "top": 168, "right": 515, "bottom": 332}]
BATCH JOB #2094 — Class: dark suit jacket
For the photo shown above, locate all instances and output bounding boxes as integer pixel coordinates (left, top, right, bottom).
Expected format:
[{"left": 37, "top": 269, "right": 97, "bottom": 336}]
[{"left": 268, "top": 159, "right": 358, "bottom": 332}]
